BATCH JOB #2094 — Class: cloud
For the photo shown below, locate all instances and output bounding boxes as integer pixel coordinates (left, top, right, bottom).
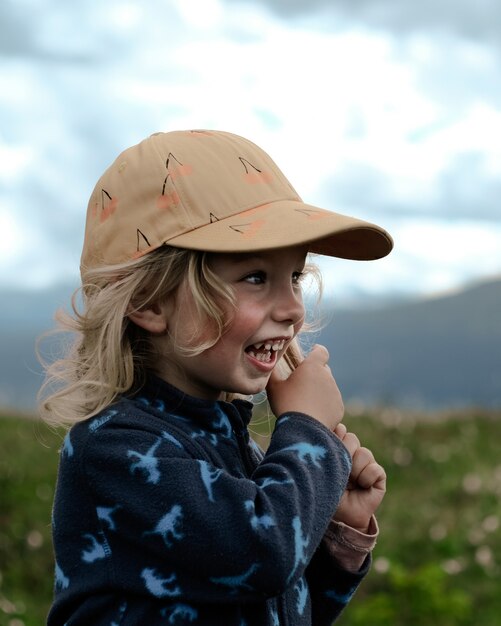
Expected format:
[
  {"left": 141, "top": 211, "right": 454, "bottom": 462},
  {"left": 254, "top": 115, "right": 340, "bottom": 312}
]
[
  {"left": 402, "top": 36, "right": 501, "bottom": 116},
  {"left": 320, "top": 149, "right": 501, "bottom": 223},
  {"left": 0, "top": 0, "right": 186, "bottom": 64},
  {"left": 1, "top": 0, "right": 499, "bottom": 299},
  {"left": 0, "top": 0, "right": 98, "bottom": 62},
  {"left": 232, "top": 0, "right": 501, "bottom": 43},
  {"left": 0, "top": 0, "right": 197, "bottom": 287},
  {"left": 316, "top": 217, "right": 501, "bottom": 302},
  {"left": 437, "top": 151, "right": 501, "bottom": 221},
  {"left": 0, "top": 2, "right": 40, "bottom": 58}
]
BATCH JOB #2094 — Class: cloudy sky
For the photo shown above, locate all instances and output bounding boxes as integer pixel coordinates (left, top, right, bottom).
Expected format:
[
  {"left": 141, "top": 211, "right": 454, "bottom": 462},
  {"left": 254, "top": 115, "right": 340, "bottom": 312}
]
[{"left": 1, "top": 0, "right": 500, "bottom": 303}]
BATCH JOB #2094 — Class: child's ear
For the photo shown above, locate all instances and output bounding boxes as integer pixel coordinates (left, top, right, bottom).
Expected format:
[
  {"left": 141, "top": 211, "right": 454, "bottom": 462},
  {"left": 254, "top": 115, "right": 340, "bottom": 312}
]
[{"left": 127, "top": 303, "right": 168, "bottom": 335}]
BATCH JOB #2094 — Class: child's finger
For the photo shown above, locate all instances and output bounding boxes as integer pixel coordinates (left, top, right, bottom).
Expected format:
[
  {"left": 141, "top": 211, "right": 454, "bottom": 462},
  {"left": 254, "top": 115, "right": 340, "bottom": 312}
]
[
  {"left": 350, "top": 446, "right": 375, "bottom": 477},
  {"left": 351, "top": 446, "right": 386, "bottom": 489},
  {"left": 268, "top": 344, "right": 328, "bottom": 389},
  {"left": 306, "top": 344, "right": 330, "bottom": 366},
  {"left": 339, "top": 431, "right": 360, "bottom": 458},
  {"left": 267, "top": 342, "right": 344, "bottom": 431},
  {"left": 333, "top": 423, "right": 347, "bottom": 440},
  {"left": 357, "top": 461, "right": 387, "bottom": 490}
]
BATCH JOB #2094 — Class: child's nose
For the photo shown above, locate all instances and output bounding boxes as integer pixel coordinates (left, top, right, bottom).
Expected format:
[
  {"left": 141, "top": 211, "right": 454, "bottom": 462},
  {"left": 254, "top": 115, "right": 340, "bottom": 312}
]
[{"left": 270, "top": 286, "right": 304, "bottom": 326}]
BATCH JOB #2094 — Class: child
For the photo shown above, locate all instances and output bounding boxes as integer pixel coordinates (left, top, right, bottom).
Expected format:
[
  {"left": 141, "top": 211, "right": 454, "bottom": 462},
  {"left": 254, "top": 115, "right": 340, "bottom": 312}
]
[{"left": 41, "top": 130, "right": 392, "bottom": 626}]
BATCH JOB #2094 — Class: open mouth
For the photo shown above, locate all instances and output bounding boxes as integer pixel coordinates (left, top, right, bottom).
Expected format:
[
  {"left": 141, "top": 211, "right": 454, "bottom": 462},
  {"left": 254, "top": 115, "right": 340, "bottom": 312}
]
[{"left": 245, "top": 339, "right": 287, "bottom": 364}]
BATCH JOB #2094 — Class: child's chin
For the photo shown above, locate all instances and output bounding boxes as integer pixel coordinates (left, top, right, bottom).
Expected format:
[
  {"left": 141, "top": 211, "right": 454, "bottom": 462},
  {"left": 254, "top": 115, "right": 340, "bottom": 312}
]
[{"left": 235, "top": 380, "right": 269, "bottom": 396}]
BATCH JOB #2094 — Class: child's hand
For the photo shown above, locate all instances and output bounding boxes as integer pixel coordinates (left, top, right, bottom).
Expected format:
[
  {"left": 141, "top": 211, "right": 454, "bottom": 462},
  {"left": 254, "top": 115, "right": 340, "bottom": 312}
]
[
  {"left": 332, "top": 424, "right": 386, "bottom": 533},
  {"left": 266, "top": 344, "right": 344, "bottom": 432}
]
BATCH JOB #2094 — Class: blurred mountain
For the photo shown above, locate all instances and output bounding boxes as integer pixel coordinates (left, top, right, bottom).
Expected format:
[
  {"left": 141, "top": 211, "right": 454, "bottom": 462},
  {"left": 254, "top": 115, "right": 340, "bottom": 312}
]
[
  {"left": 319, "top": 276, "right": 501, "bottom": 409},
  {"left": 1, "top": 277, "right": 500, "bottom": 413},
  {"left": 0, "top": 284, "right": 76, "bottom": 412}
]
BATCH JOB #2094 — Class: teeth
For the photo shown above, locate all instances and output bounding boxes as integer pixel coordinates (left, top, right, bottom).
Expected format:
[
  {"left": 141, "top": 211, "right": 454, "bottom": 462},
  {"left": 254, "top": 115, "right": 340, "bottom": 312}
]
[
  {"left": 251, "top": 339, "right": 286, "bottom": 352},
  {"left": 251, "top": 351, "right": 272, "bottom": 362},
  {"left": 247, "top": 339, "right": 287, "bottom": 362}
]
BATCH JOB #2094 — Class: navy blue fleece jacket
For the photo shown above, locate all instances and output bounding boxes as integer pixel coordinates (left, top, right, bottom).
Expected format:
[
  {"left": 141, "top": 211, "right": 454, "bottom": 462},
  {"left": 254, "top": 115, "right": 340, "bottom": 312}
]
[{"left": 49, "top": 376, "right": 370, "bottom": 625}]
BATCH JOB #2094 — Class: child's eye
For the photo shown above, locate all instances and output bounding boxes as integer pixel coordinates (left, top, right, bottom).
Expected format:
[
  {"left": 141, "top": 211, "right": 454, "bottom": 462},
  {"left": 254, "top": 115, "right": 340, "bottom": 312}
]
[
  {"left": 292, "top": 271, "right": 304, "bottom": 285},
  {"left": 243, "top": 271, "right": 266, "bottom": 285}
]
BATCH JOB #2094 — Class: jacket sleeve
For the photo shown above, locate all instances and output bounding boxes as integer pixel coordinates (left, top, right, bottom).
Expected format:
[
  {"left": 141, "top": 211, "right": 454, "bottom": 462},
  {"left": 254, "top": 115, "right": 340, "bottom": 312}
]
[
  {"left": 79, "top": 412, "right": 352, "bottom": 604},
  {"left": 306, "top": 543, "right": 371, "bottom": 625},
  {"left": 305, "top": 519, "right": 378, "bottom": 624},
  {"left": 323, "top": 517, "right": 379, "bottom": 573}
]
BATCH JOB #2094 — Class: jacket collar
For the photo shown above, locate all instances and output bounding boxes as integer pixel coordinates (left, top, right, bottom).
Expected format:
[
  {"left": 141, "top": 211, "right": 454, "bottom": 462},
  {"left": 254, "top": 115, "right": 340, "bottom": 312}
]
[{"left": 130, "top": 374, "right": 254, "bottom": 430}]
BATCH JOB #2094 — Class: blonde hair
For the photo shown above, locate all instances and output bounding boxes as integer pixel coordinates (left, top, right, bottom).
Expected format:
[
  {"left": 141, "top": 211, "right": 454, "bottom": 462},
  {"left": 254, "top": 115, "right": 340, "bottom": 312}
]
[{"left": 38, "top": 246, "right": 320, "bottom": 429}]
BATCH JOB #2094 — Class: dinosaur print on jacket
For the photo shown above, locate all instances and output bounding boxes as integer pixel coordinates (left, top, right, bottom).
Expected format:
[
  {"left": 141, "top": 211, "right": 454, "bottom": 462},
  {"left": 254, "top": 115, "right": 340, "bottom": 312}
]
[
  {"left": 244, "top": 500, "right": 276, "bottom": 531},
  {"left": 287, "top": 517, "right": 310, "bottom": 584},
  {"left": 96, "top": 505, "right": 120, "bottom": 531},
  {"left": 160, "top": 604, "right": 198, "bottom": 624},
  {"left": 62, "top": 432, "right": 74, "bottom": 458},
  {"left": 127, "top": 438, "right": 163, "bottom": 484},
  {"left": 143, "top": 504, "right": 184, "bottom": 548},
  {"left": 198, "top": 460, "right": 223, "bottom": 502},
  {"left": 210, "top": 563, "right": 260, "bottom": 594},
  {"left": 48, "top": 375, "right": 364, "bottom": 625},
  {"left": 54, "top": 562, "right": 69, "bottom": 590},
  {"left": 81, "top": 532, "right": 110, "bottom": 563},
  {"left": 281, "top": 442, "right": 327, "bottom": 468},
  {"left": 141, "top": 568, "right": 182, "bottom": 598}
]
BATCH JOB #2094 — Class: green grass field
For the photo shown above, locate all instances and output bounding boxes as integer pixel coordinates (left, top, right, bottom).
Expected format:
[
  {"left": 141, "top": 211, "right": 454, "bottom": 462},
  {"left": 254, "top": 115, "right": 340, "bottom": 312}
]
[{"left": 1, "top": 408, "right": 500, "bottom": 626}]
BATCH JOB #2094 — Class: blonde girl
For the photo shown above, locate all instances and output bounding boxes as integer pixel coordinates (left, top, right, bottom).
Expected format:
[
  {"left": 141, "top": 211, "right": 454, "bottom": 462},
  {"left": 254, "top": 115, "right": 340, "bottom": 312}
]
[{"left": 41, "top": 130, "right": 391, "bottom": 626}]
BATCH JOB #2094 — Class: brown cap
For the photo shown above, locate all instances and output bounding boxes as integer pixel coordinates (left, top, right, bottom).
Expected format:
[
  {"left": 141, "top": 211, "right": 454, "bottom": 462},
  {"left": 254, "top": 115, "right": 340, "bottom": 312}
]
[{"left": 81, "top": 129, "right": 393, "bottom": 275}]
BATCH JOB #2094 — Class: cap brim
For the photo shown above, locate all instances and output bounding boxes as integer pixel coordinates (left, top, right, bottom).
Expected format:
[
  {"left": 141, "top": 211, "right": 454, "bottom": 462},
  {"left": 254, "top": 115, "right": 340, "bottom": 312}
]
[{"left": 165, "top": 200, "right": 393, "bottom": 261}]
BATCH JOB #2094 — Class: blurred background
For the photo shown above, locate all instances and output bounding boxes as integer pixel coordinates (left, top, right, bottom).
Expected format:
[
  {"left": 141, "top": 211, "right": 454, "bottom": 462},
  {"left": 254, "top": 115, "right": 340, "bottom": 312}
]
[
  {"left": 1, "top": 0, "right": 500, "bottom": 412},
  {"left": 0, "top": 1, "right": 500, "bottom": 625}
]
